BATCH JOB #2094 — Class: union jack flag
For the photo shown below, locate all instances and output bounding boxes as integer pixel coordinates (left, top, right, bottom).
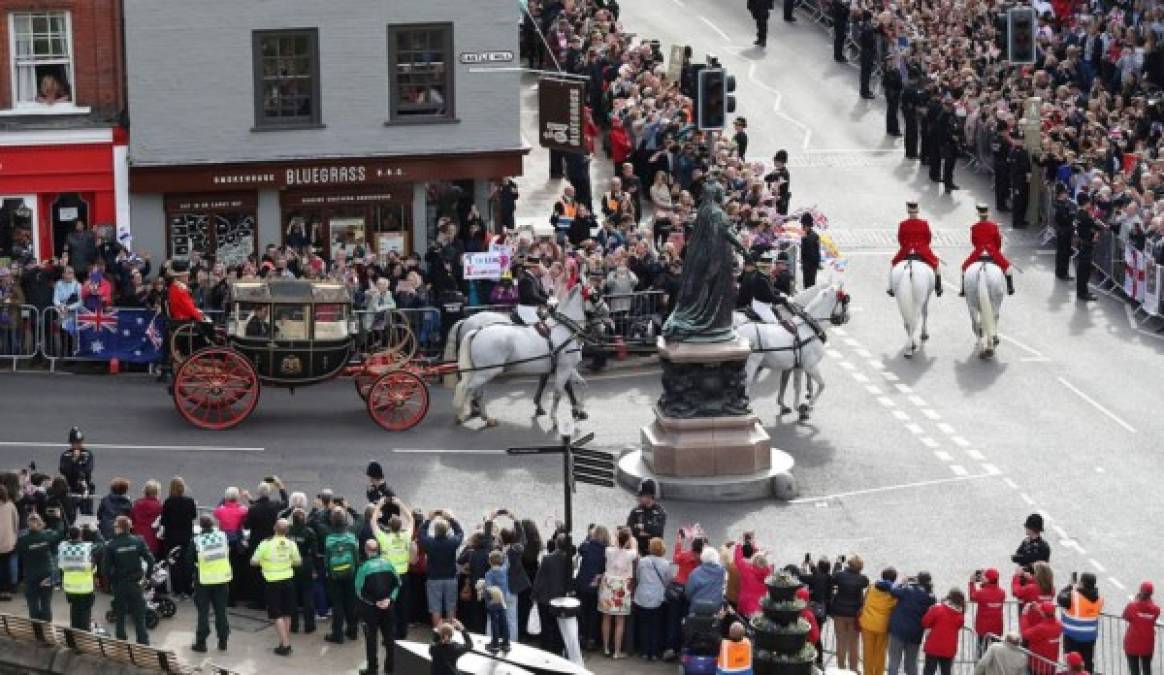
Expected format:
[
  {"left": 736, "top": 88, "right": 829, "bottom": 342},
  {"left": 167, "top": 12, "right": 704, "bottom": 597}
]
[
  {"left": 145, "top": 313, "right": 163, "bottom": 350},
  {"left": 76, "top": 308, "right": 119, "bottom": 334}
]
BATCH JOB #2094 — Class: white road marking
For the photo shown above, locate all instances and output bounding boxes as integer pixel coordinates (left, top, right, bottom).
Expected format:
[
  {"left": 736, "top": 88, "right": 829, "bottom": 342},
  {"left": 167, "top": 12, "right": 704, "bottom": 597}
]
[
  {"left": 1108, "top": 577, "right": 1126, "bottom": 591},
  {"left": 1065, "top": 541, "right": 1087, "bottom": 555},
  {"left": 844, "top": 338, "right": 861, "bottom": 347},
  {"left": 839, "top": 361, "right": 856, "bottom": 370},
  {"left": 894, "top": 384, "right": 913, "bottom": 394},
  {"left": 1003, "top": 478, "right": 1019, "bottom": 489},
  {"left": 850, "top": 372, "right": 870, "bottom": 383},
  {"left": 933, "top": 450, "right": 952, "bottom": 462},
  {"left": 880, "top": 371, "right": 900, "bottom": 381},
  {"left": 1020, "top": 492, "right": 1035, "bottom": 505},
  {"left": 1021, "top": 356, "right": 1052, "bottom": 362},
  {"left": 834, "top": 327, "right": 847, "bottom": 336},
  {"left": 864, "top": 384, "right": 883, "bottom": 395},
  {"left": 981, "top": 463, "right": 1000, "bottom": 475},
  {"left": 671, "top": 0, "right": 685, "bottom": 5},
  {"left": 392, "top": 448, "right": 507, "bottom": 455},
  {"left": 949, "top": 464, "right": 969, "bottom": 476},
  {"left": 891, "top": 410, "right": 911, "bottom": 421},
  {"left": 951, "top": 436, "right": 971, "bottom": 447},
  {"left": 920, "top": 437, "right": 940, "bottom": 448},
  {"left": 908, "top": 395, "right": 928, "bottom": 407},
  {"left": 936, "top": 422, "right": 956, "bottom": 434},
  {"left": 698, "top": 15, "right": 731, "bottom": 41},
  {"left": 827, "top": 349, "right": 844, "bottom": 358},
  {"left": 789, "top": 472, "right": 999, "bottom": 504},
  {"left": 904, "top": 423, "right": 925, "bottom": 434},
  {"left": 1095, "top": 467, "right": 1105, "bottom": 473},
  {"left": 1090, "top": 559, "right": 1107, "bottom": 573},
  {"left": 877, "top": 397, "right": 896, "bottom": 408},
  {"left": 1000, "top": 334, "right": 1046, "bottom": 358},
  {"left": 1053, "top": 525, "right": 1070, "bottom": 540},
  {"left": 867, "top": 360, "right": 886, "bottom": 370},
  {"left": 1056, "top": 377, "right": 1137, "bottom": 433},
  {"left": 920, "top": 409, "right": 941, "bottom": 420},
  {"left": 966, "top": 449, "right": 986, "bottom": 461},
  {"left": 0, "top": 441, "right": 264, "bottom": 452},
  {"left": 854, "top": 348, "right": 872, "bottom": 358}
]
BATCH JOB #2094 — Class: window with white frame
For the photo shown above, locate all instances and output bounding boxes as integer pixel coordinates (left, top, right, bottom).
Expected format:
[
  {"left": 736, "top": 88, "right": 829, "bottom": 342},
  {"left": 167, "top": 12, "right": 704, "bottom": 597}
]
[{"left": 9, "top": 11, "right": 74, "bottom": 107}]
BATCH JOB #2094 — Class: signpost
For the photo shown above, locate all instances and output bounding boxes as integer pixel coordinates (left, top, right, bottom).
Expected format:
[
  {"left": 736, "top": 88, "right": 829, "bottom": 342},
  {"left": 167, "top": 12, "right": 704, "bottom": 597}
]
[{"left": 507, "top": 415, "right": 612, "bottom": 534}]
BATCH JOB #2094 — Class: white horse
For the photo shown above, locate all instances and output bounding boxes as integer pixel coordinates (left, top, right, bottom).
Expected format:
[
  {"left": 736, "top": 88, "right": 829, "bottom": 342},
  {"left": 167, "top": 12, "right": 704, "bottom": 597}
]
[
  {"left": 890, "top": 258, "right": 935, "bottom": 359},
  {"left": 453, "top": 286, "right": 589, "bottom": 428},
  {"left": 964, "top": 261, "right": 1005, "bottom": 358},
  {"left": 733, "top": 282, "right": 851, "bottom": 422}
]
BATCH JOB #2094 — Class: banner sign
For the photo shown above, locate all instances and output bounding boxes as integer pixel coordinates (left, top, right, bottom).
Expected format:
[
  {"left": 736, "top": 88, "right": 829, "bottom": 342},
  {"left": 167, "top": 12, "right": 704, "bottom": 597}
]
[
  {"left": 538, "top": 77, "right": 586, "bottom": 154},
  {"left": 464, "top": 252, "right": 508, "bottom": 280},
  {"left": 1124, "top": 242, "right": 1147, "bottom": 303},
  {"left": 1144, "top": 259, "right": 1161, "bottom": 317}
]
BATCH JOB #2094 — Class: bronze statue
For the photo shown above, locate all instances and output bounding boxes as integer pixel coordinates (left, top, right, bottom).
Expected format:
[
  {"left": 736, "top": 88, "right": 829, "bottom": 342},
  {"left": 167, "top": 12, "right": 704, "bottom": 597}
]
[{"left": 662, "top": 180, "right": 747, "bottom": 343}]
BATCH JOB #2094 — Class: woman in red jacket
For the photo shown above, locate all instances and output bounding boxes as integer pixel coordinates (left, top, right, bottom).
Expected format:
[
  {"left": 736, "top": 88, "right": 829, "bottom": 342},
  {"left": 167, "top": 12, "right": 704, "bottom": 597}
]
[
  {"left": 921, "top": 588, "right": 966, "bottom": 675},
  {"left": 796, "top": 587, "right": 821, "bottom": 646},
  {"left": 733, "top": 534, "right": 770, "bottom": 618},
  {"left": 968, "top": 568, "right": 1006, "bottom": 656},
  {"left": 130, "top": 479, "right": 162, "bottom": 555},
  {"left": 1123, "top": 582, "right": 1161, "bottom": 675},
  {"left": 1021, "top": 601, "right": 1063, "bottom": 675},
  {"left": 1012, "top": 561, "right": 1056, "bottom": 608}
]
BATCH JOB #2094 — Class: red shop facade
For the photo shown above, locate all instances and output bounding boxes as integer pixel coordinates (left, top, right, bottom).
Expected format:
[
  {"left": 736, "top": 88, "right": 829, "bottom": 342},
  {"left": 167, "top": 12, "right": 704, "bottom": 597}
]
[{"left": 0, "top": 128, "right": 128, "bottom": 263}]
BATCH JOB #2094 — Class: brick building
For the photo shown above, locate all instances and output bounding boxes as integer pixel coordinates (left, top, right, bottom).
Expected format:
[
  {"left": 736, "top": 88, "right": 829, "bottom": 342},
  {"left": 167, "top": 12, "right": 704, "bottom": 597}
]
[{"left": 0, "top": 0, "right": 129, "bottom": 263}]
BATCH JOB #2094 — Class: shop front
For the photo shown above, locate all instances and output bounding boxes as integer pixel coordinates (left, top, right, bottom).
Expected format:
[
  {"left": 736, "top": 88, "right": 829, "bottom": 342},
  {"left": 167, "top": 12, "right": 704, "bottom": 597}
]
[
  {"left": 0, "top": 128, "right": 126, "bottom": 264},
  {"left": 129, "top": 149, "right": 525, "bottom": 264}
]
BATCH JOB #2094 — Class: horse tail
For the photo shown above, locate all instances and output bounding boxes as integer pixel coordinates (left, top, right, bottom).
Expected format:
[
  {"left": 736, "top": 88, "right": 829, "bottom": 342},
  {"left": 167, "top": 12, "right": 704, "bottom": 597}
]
[
  {"left": 452, "top": 328, "right": 477, "bottom": 413},
  {"left": 442, "top": 319, "right": 465, "bottom": 388},
  {"left": 977, "top": 264, "right": 996, "bottom": 341},
  {"left": 895, "top": 263, "right": 918, "bottom": 337}
]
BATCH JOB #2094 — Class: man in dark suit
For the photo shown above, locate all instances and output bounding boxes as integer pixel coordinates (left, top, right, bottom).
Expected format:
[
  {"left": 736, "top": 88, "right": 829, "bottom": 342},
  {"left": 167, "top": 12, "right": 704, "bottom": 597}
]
[
  {"left": 882, "top": 57, "right": 903, "bottom": 137},
  {"left": 901, "top": 68, "right": 922, "bottom": 158},
  {"left": 1075, "top": 193, "right": 1101, "bottom": 301},
  {"left": 748, "top": 0, "right": 775, "bottom": 47},
  {"left": 799, "top": 213, "right": 822, "bottom": 288},
  {"left": 782, "top": 0, "right": 797, "bottom": 23},
  {"left": 857, "top": 12, "right": 877, "bottom": 98},
  {"left": 831, "top": 0, "right": 849, "bottom": 62}
]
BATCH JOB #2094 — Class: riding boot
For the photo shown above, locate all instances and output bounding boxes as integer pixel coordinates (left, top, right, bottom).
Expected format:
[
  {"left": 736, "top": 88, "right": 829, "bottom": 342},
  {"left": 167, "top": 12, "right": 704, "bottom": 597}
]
[
  {"left": 886, "top": 270, "right": 895, "bottom": 297},
  {"left": 958, "top": 274, "right": 965, "bottom": 297},
  {"left": 934, "top": 274, "right": 943, "bottom": 297},
  {"left": 1005, "top": 274, "right": 1015, "bottom": 296}
]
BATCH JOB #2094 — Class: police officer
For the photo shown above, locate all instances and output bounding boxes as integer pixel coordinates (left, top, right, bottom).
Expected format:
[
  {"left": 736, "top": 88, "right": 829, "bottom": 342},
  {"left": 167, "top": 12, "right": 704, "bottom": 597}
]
[
  {"left": 515, "top": 255, "right": 550, "bottom": 326},
  {"left": 831, "top": 0, "right": 850, "bottom": 62},
  {"left": 882, "top": 56, "right": 903, "bottom": 137},
  {"left": 103, "top": 515, "right": 154, "bottom": 645},
  {"left": 189, "top": 515, "right": 231, "bottom": 652},
  {"left": 370, "top": 496, "right": 416, "bottom": 640},
  {"left": 801, "top": 212, "right": 822, "bottom": 288},
  {"left": 356, "top": 538, "right": 402, "bottom": 675},
  {"left": 901, "top": 68, "right": 922, "bottom": 159},
  {"left": 1010, "top": 141, "right": 1032, "bottom": 228},
  {"left": 857, "top": 12, "right": 877, "bottom": 99},
  {"left": 251, "top": 518, "right": 302, "bottom": 656},
  {"left": 15, "top": 512, "right": 65, "bottom": 622},
  {"left": 627, "top": 479, "right": 667, "bottom": 556},
  {"left": 938, "top": 99, "right": 961, "bottom": 193},
  {"left": 992, "top": 121, "right": 1012, "bottom": 211},
  {"left": 918, "top": 83, "right": 936, "bottom": 166},
  {"left": 925, "top": 95, "right": 944, "bottom": 178},
  {"left": 747, "top": 0, "right": 775, "bottom": 47},
  {"left": 1010, "top": 513, "right": 1051, "bottom": 570},
  {"left": 1075, "top": 192, "right": 1101, "bottom": 301},
  {"left": 59, "top": 426, "right": 94, "bottom": 516},
  {"left": 1052, "top": 184, "right": 1077, "bottom": 280},
  {"left": 59, "top": 525, "right": 100, "bottom": 630}
]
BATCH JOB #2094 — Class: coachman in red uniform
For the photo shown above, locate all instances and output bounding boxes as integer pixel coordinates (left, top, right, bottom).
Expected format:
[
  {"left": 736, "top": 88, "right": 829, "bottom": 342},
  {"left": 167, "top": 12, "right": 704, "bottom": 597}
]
[
  {"left": 888, "top": 201, "right": 943, "bottom": 296},
  {"left": 961, "top": 203, "right": 1015, "bottom": 295},
  {"left": 167, "top": 260, "right": 206, "bottom": 322}
]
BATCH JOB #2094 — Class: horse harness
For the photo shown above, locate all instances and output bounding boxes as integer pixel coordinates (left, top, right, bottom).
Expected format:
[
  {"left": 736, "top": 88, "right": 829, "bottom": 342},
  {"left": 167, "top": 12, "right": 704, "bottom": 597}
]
[{"left": 747, "top": 308, "right": 828, "bottom": 369}]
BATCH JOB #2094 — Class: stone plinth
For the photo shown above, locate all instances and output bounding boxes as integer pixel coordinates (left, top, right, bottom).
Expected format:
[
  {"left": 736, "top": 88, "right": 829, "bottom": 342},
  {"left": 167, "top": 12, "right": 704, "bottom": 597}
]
[
  {"left": 656, "top": 337, "right": 753, "bottom": 419},
  {"left": 642, "top": 406, "right": 771, "bottom": 476}
]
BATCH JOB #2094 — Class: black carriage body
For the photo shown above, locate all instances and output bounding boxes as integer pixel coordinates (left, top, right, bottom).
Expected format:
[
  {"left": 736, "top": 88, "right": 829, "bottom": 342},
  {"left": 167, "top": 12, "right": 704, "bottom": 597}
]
[{"left": 227, "top": 280, "right": 354, "bottom": 386}]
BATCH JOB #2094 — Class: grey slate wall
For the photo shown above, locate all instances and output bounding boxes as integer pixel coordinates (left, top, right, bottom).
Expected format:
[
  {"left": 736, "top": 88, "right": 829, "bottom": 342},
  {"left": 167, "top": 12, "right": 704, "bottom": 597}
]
[{"left": 124, "top": 0, "right": 521, "bottom": 167}]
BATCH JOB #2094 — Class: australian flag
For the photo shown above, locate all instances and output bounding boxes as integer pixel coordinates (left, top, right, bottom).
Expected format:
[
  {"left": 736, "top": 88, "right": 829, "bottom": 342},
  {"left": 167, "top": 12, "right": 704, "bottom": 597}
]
[{"left": 76, "top": 308, "right": 164, "bottom": 363}]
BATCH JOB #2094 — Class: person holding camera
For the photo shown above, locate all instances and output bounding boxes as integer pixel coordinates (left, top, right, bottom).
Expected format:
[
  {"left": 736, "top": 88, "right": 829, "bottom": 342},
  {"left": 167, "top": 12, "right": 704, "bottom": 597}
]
[
  {"left": 968, "top": 568, "right": 1005, "bottom": 656},
  {"left": 1058, "top": 572, "right": 1103, "bottom": 673},
  {"left": 832, "top": 554, "right": 870, "bottom": 671},
  {"left": 420, "top": 509, "right": 464, "bottom": 627},
  {"left": 1121, "top": 582, "right": 1160, "bottom": 675}
]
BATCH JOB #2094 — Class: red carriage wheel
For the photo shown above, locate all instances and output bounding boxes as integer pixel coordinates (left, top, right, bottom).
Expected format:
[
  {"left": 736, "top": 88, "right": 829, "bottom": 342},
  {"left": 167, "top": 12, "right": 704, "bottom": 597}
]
[
  {"left": 367, "top": 370, "right": 429, "bottom": 431},
  {"left": 354, "top": 369, "right": 378, "bottom": 401},
  {"left": 173, "top": 348, "right": 260, "bottom": 430}
]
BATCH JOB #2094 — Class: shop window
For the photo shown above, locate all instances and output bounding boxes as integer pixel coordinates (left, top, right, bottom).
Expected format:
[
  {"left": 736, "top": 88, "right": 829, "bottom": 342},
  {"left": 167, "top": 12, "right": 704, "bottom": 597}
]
[
  {"left": 9, "top": 12, "right": 74, "bottom": 108},
  {"left": 0, "top": 197, "right": 36, "bottom": 263},
  {"left": 387, "top": 24, "right": 453, "bottom": 121},
  {"left": 252, "top": 29, "right": 321, "bottom": 128},
  {"left": 166, "top": 195, "right": 258, "bottom": 268}
]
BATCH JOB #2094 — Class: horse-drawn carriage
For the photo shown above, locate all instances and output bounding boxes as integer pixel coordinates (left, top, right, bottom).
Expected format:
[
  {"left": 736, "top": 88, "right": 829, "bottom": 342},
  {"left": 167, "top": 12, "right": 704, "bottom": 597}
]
[{"left": 169, "top": 279, "right": 427, "bottom": 431}]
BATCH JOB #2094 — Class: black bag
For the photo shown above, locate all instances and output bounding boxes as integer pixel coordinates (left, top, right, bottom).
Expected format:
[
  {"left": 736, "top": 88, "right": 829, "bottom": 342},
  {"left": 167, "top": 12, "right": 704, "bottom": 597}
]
[{"left": 665, "top": 580, "right": 686, "bottom": 605}]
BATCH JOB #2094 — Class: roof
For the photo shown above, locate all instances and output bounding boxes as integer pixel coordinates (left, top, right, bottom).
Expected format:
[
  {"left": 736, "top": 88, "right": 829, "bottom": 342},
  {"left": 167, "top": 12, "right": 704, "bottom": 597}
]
[{"left": 230, "top": 279, "right": 350, "bottom": 305}]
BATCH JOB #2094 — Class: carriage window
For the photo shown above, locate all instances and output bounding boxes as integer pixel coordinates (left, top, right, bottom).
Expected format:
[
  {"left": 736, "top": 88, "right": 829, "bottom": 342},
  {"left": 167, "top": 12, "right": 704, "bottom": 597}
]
[
  {"left": 237, "top": 303, "right": 274, "bottom": 340},
  {"left": 313, "top": 303, "right": 348, "bottom": 340},
  {"left": 274, "top": 305, "right": 308, "bottom": 340}
]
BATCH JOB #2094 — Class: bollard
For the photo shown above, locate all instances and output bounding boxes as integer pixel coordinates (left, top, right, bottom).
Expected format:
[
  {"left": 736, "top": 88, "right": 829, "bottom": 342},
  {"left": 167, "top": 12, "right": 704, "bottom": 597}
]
[{"left": 108, "top": 357, "right": 120, "bottom": 374}]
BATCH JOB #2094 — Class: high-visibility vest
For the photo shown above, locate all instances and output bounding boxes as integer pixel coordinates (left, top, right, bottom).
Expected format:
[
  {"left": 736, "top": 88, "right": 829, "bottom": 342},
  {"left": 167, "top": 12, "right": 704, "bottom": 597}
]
[
  {"left": 257, "top": 536, "right": 297, "bottom": 582},
  {"left": 194, "top": 531, "right": 233, "bottom": 586},
  {"left": 58, "top": 541, "right": 94, "bottom": 595},
  {"left": 1061, "top": 590, "right": 1103, "bottom": 642},
  {"left": 717, "top": 637, "right": 753, "bottom": 673},
  {"left": 375, "top": 529, "right": 411, "bottom": 576}
]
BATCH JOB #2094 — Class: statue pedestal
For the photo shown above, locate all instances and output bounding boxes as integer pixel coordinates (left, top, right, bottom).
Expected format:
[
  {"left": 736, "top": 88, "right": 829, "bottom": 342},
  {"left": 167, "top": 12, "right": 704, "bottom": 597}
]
[{"left": 628, "top": 338, "right": 798, "bottom": 501}]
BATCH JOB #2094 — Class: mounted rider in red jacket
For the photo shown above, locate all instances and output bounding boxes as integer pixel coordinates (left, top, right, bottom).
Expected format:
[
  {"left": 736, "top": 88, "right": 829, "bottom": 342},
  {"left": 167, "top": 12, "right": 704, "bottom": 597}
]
[
  {"left": 888, "top": 201, "right": 944, "bottom": 296},
  {"left": 961, "top": 203, "right": 1015, "bottom": 296}
]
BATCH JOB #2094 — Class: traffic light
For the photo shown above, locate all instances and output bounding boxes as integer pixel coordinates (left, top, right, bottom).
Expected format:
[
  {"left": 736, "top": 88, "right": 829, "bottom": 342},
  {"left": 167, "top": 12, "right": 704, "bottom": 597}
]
[
  {"left": 697, "top": 67, "right": 736, "bottom": 131},
  {"left": 1007, "top": 7, "right": 1035, "bottom": 64}
]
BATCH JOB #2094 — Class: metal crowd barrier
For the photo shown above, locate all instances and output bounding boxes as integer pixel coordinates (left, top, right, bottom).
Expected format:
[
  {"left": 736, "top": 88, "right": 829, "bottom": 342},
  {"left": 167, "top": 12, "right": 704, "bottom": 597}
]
[{"left": 0, "top": 303, "right": 38, "bottom": 370}]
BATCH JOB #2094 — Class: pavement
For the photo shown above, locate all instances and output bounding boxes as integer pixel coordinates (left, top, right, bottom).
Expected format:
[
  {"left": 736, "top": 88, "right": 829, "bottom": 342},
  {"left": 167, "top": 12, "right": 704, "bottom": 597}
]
[{"left": 3, "top": 3, "right": 1164, "bottom": 674}]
